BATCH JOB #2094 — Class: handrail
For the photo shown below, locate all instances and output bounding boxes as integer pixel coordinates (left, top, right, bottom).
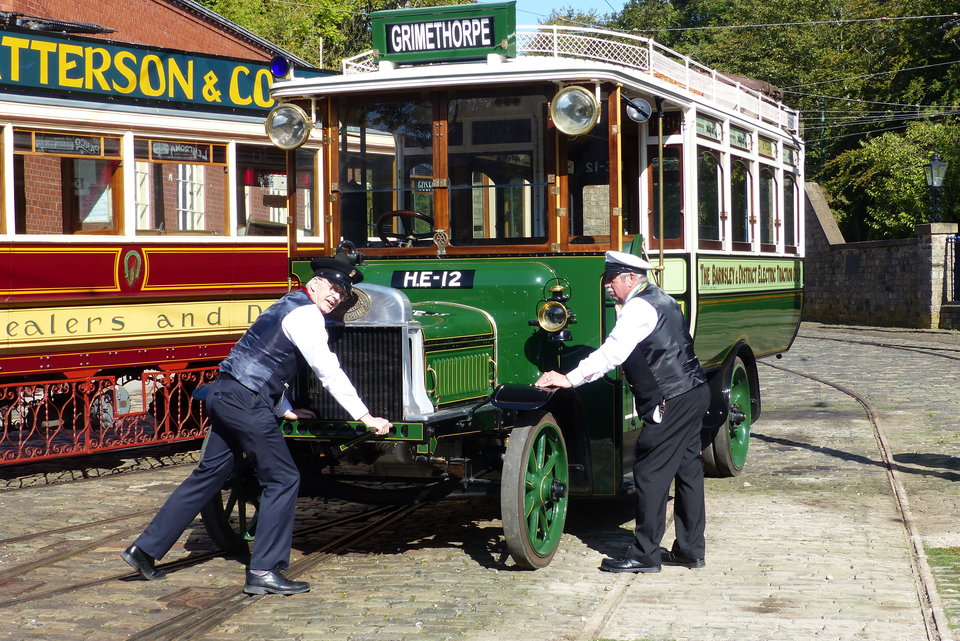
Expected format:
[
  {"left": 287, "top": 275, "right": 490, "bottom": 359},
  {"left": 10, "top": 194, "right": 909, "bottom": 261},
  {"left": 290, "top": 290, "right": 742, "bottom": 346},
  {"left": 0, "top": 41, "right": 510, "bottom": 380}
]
[{"left": 341, "top": 24, "right": 799, "bottom": 134}]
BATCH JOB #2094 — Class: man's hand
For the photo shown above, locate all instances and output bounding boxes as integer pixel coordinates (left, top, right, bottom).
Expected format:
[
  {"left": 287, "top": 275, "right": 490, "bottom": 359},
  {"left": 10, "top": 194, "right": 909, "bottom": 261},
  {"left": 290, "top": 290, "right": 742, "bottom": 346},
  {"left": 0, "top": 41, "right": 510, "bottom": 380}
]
[
  {"left": 282, "top": 408, "right": 316, "bottom": 421},
  {"left": 535, "top": 371, "right": 572, "bottom": 389},
  {"left": 359, "top": 413, "right": 392, "bottom": 435}
]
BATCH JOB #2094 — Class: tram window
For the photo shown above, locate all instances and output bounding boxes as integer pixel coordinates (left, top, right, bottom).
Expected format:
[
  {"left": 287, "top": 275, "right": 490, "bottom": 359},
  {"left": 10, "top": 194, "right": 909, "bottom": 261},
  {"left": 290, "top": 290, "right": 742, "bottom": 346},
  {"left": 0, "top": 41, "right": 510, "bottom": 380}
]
[
  {"left": 13, "top": 129, "right": 122, "bottom": 235},
  {"left": 731, "top": 159, "right": 751, "bottom": 249},
  {"left": 784, "top": 174, "right": 798, "bottom": 250},
  {"left": 235, "top": 145, "right": 318, "bottom": 237},
  {"left": 338, "top": 98, "right": 433, "bottom": 247},
  {"left": 647, "top": 145, "right": 682, "bottom": 248},
  {"left": 697, "top": 150, "right": 722, "bottom": 248},
  {"left": 133, "top": 139, "right": 227, "bottom": 235},
  {"left": 759, "top": 166, "right": 777, "bottom": 249},
  {"left": 566, "top": 101, "right": 609, "bottom": 244}
]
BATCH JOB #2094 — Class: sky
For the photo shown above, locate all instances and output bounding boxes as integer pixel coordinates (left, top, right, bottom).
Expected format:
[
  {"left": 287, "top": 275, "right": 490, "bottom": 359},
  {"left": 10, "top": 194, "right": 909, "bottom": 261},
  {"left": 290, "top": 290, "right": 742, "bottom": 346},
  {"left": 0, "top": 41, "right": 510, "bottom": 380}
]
[{"left": 512, "top": 0, "right": 626, "bottom": 23}]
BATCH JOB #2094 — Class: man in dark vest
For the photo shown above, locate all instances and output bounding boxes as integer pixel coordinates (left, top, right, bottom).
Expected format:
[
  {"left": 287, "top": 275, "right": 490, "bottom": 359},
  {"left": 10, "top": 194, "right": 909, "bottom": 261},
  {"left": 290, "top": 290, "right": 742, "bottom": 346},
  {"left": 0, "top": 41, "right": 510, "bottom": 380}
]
[
  {"left": 122, "top": 250, "right": 392, "bottom": 595},
  {"left": 536, "top": 250, "right": 710, "bottom": 573}
]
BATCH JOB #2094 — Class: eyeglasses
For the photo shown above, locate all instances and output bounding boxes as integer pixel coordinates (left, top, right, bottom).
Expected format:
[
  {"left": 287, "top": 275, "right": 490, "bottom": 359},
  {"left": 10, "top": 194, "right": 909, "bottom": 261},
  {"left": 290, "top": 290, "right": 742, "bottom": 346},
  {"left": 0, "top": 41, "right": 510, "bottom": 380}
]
[
  {"left": 317, "top": 277, "right": 347, "bottom": 300},
  {"left": 603, "top": 272, "right": 624, "bottom": 284}
]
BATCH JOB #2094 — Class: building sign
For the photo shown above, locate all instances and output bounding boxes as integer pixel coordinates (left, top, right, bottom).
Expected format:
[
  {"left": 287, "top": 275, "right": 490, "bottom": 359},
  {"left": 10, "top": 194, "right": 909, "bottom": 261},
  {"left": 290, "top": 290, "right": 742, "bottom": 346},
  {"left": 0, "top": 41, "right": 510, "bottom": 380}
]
[
  {"left": 698, "top": 257, "right": 803, "bottom": 294},
  {"left": 372, "top": 1, "right": 517, "bottom": 64},
  {"left": 0, "top": 28, "right": 322, "bottom": 112}
]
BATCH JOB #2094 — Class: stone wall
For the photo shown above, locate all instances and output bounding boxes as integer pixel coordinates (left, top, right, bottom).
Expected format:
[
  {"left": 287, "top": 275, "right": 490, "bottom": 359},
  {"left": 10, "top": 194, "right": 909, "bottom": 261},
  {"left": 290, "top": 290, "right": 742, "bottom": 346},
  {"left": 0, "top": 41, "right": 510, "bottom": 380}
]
[{"left": 804, "top": 183, "right": 959, "bottom": 329}]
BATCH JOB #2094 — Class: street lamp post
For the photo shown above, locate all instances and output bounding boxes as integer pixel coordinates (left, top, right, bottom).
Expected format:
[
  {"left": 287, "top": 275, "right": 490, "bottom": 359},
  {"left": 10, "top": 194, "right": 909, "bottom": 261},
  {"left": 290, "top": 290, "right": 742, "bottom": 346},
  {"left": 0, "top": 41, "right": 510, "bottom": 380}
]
[{"left": 923, "top": 151, "right": 948, "bottom": 222}]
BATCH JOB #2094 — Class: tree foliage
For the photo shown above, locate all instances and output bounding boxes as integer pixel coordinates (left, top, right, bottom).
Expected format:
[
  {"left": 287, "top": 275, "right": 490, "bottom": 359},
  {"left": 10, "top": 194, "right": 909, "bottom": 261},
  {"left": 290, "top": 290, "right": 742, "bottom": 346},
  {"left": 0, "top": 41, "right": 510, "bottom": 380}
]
[{"left": 609, "top": 0, "right": 959, "bottom": 238}]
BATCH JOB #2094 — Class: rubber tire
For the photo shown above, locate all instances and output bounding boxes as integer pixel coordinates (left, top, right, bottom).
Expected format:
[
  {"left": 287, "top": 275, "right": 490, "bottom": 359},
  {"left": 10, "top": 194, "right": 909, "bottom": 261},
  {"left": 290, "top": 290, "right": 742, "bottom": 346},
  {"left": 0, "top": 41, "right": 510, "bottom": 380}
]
[
  {"left": 501, "top": 413, "right": 569, "bottom": 569},
  {"left": 703, "top": 357, "right": 752, "bottom": 477},
  {"left": 200, "top": 455, "right": 260, "bottom": 554}
]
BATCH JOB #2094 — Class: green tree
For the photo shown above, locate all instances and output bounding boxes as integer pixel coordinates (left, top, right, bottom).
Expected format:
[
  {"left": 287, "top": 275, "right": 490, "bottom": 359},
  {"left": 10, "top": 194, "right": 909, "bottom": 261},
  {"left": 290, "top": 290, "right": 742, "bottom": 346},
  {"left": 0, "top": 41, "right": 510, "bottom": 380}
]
[{"left": 609, "top": 0, "right": 960, "bottom": 236}]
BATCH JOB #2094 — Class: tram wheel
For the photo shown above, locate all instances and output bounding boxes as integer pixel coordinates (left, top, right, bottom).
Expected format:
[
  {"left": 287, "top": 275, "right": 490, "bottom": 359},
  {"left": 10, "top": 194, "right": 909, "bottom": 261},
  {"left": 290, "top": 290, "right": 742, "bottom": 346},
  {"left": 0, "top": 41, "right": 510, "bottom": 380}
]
[
  {"left": 200, "top": 453, "right": 260, "bottom": 554},
  {"left": 703, "top": 357, "right": 752, "bottom": 477},
  {"left": 501, "top": 412, "right": 569, "bottom": 570}
]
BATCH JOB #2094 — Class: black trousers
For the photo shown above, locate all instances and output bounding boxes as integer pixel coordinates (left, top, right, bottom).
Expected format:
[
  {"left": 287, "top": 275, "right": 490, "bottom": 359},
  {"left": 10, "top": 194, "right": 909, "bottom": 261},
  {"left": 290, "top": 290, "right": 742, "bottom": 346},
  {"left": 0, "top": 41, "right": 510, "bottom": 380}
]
[
  {"left": 133, "top": 376, "right": 300, "bottom": 572},
  {"left": 630, "top": 382, "right": 710, "bottom": 564}
]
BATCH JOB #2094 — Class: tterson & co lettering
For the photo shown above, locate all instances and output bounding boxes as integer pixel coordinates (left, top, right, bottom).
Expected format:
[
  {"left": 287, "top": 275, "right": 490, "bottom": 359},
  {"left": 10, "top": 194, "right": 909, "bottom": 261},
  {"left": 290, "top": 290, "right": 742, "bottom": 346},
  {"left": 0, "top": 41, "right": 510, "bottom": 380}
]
[{"left": 0, "top": 33, "right": 275, "bottom": 109}]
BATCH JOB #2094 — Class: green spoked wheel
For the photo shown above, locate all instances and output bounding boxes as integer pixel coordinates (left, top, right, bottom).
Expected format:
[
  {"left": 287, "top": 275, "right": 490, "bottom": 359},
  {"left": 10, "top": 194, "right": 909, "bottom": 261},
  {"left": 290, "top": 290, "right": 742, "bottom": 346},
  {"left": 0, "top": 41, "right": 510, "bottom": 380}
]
[
  {"left": 703, "top": 357, "right": 752, "bottom": 477},
  {"left": 200, "top": 457, "right": 260, "bottom": 553},
  {"left": 501, "top": 413, "right": 569, "bottom": 569}
]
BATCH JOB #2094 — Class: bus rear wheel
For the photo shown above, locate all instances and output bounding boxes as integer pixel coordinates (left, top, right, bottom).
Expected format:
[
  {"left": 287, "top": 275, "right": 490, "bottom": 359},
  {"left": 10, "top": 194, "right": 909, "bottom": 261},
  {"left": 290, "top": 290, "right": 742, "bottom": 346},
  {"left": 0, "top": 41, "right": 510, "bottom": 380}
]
[{"left": 702, "top": 357, "right": 753, "bottom": 477}]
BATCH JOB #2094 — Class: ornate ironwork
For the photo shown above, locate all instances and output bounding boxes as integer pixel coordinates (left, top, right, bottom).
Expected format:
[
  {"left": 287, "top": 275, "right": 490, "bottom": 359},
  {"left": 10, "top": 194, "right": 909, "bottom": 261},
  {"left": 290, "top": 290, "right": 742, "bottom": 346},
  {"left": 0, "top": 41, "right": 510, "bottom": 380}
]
[{"left": 0, "top": 367, "right": 218, "bottom": 465}]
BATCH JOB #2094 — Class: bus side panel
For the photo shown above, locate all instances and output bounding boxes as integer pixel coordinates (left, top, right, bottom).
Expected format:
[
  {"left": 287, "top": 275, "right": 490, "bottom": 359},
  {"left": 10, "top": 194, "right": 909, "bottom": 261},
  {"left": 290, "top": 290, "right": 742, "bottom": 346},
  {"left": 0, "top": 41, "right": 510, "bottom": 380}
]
[{"left": 693, "top": 290, "right": 803, "bottom": 370}]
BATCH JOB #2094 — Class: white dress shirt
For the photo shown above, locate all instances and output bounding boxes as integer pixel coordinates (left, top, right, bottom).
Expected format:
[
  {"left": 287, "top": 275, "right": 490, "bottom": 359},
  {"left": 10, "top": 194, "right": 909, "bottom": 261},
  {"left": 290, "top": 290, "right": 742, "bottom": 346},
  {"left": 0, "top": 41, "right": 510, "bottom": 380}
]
[
  {"left": 564, "top": 284, "right": 663, "bottom": 422},
  {"left": 280, "top": 303, "right": 369, "bottom": 420}
]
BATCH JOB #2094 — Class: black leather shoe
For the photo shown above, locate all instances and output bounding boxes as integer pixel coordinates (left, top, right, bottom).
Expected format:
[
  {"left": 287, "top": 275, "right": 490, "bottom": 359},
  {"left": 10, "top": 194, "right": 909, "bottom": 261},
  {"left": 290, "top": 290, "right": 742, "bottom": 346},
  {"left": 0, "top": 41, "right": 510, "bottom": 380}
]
[
  {"left": 243, "top": 570, "right": 310, "bottom": 595},
  {"left": 660, "top": 547, "right": 705, "bottom": 569},
  {"left": 599, "top": 556, "right": 661, "bottom": 573},
  {"left": 121, "top": 545, "right": 165, "bottom": 580}
]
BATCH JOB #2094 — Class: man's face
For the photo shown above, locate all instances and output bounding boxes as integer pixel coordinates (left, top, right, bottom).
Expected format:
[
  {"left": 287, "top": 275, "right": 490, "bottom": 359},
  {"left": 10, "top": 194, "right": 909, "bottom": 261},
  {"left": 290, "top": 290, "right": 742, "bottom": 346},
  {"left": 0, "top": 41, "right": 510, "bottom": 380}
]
[
  {"left": 308, "top": 277, "right": 346, "bottom": 314},
  {"left": 603, "top": 272, "right": 637, "bottom": 304}
]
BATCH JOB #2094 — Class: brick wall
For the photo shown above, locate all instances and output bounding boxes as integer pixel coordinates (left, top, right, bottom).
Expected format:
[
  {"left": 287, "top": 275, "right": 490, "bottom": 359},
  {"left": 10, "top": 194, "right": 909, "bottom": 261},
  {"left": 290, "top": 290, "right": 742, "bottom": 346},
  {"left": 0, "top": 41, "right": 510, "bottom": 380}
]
[
  {"left": 1, "top": 0, "right": 272, "bottom": 61},
  {"left": 804, "top": 182, "right": 960, "bottom": 329}
]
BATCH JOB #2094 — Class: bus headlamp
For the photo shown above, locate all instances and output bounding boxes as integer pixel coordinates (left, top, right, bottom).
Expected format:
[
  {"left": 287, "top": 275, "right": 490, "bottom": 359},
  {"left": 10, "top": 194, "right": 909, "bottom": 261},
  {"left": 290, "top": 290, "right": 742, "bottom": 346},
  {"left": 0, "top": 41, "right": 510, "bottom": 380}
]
[
  {"left": 537, "top": 300, "right": 571, "bottom": 332},
  {"left": 265, "top": 103, "right": 311, "bottom": 150},
  {"left": 550, "top": 86, "right": 600, "bottom": 136}
]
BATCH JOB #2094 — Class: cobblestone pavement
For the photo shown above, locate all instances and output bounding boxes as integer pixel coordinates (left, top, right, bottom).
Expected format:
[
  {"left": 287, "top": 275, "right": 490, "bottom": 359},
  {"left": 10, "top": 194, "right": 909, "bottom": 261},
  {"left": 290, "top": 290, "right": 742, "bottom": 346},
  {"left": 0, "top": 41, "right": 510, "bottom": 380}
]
[{"left": 0, "top": 322, "right": 958, "bottom": 641}]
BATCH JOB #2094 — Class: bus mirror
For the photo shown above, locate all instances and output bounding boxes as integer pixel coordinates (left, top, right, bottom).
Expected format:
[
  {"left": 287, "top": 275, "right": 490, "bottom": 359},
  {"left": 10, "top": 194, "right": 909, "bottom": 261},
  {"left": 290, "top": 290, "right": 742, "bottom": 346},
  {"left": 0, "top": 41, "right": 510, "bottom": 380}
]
[
  {"left": 550, "top": 86, "right": 600, "bottom": 136},
  {"left": 623, "top": 96, "right": 652, "bottom": 123},
  {"left": 265, "top": 103, "right": 312, "bottom": 150}
]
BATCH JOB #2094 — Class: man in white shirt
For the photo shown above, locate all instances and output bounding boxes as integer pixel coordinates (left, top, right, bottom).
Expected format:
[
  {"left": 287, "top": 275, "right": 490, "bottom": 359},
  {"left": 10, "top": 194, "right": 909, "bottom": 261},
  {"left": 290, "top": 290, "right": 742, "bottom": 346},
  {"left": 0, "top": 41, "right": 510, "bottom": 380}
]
[
  {"left": 122, "top": 250, "right": 391, "bottom": 594},
  {"left": 536, "top": 250, "right": 709, "bottom": 573}
]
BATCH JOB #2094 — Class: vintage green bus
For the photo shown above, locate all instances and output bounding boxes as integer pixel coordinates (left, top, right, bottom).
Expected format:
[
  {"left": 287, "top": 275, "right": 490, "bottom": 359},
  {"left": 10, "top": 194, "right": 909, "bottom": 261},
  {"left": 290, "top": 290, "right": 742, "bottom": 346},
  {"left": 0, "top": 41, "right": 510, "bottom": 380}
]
[{"left": 203, "top": 1, "right": 804, "bottom": 569}]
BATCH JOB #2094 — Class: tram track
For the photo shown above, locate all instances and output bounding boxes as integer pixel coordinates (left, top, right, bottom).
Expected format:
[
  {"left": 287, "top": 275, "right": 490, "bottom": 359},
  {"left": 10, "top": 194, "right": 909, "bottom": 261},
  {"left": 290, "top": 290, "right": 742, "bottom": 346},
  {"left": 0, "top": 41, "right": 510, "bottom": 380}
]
[
  {"left": 580, "top": 344, "right": 955, "bottom": 641},
  {"left": 797, "top": 333, "right": 960, "bottom": 361},
  {"left": 126, "top": 502, "right": 422, "bottom": 641},
  {"left": 0, "top": 502, "right": 407, "bottom": 610},
  {"left": 760, "top": 359, "right": 951, "bottom": 641}
]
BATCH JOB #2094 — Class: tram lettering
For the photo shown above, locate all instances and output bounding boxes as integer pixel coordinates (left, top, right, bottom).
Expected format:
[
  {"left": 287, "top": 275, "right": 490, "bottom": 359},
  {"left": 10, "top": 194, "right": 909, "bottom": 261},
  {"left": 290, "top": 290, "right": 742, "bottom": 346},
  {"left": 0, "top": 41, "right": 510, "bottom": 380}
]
[
  {"left": 30, "top": 40, "right": 57, "bottom": 84},
  {"left": 247, "top": 304, "right": 264, "bottom": 323},
  {"left": 229, "top": 67, "right": 273, "bottom": 108},
  {"left": 113, "top": 50, "right": 138, "bottom": 93},
  {"left": 85, "top": 47, "right": 111, "bottom": 91},
  {"left": 57, "top": 42, "right": 84, "bottom": 88}
]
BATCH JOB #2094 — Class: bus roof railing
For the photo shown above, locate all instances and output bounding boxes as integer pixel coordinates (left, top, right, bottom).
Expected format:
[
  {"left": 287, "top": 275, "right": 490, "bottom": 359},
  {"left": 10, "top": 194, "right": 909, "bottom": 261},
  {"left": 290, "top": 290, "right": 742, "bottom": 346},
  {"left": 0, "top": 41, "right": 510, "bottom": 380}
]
[{"left": 341, "top": 24, "right": 799, "bottom": 135}]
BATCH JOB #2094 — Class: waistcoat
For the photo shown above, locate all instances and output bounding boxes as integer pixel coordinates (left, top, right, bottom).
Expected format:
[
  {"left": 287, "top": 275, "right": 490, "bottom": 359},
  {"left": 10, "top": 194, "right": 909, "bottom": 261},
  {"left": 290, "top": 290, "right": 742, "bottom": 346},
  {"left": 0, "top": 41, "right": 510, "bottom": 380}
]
[
  {"left": 620, "top": 284, "right": 706, "bottom": 420},
  {"left": 219, "top": 289, "right": 311, "bottom": 405}
]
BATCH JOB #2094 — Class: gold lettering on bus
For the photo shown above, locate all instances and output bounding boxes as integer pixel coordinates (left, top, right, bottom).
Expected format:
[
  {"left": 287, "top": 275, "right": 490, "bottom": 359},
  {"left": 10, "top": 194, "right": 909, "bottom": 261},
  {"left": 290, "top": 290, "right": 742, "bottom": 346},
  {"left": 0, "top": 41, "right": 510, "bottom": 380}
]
[{"left": 699, "top": 259, "right": 802, "bottom": 291}]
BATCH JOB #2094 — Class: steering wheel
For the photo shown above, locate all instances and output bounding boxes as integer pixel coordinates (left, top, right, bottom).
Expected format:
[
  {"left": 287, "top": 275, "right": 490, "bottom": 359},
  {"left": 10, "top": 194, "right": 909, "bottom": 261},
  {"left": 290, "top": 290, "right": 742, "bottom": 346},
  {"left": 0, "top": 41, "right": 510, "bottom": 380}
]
[{"left": 375, "top": 210, "right": 435, "bottom": 247}]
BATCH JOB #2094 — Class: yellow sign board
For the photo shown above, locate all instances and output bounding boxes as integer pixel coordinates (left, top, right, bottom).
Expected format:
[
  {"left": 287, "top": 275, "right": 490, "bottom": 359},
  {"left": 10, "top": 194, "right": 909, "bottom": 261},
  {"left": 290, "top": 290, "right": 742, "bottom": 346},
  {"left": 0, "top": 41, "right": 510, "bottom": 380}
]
[{"left": 2, "top": 299, "right": 278, "bottom": 350}]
